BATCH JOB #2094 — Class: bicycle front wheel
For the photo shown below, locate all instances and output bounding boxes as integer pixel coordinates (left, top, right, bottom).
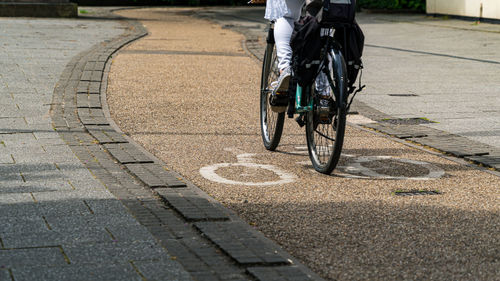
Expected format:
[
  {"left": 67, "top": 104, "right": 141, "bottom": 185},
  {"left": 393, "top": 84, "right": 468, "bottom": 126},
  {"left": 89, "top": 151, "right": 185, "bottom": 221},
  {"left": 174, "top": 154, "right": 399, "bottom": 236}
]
[
  {"left": 306, "top": 48, "right": 347, "bottom": 174},
  {"left": 260, "top": 38, "right": 285, "bottom": 151}
]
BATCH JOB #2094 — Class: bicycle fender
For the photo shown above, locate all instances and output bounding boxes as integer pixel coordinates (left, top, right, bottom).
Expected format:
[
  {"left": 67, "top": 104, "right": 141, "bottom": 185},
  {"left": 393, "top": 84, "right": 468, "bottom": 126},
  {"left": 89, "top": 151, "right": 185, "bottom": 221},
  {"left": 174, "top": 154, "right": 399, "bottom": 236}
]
[{"left": 331, "top": 48, "right": 347, "bottom": 110}]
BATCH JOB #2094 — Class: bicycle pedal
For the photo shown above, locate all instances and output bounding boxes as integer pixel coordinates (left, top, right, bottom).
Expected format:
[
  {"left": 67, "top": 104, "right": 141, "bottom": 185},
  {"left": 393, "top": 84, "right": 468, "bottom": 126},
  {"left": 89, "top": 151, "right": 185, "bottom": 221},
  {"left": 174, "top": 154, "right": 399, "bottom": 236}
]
[
  {"left": 295, "top": 116, "right": 305, "bottom": 127},
  {"left": 269, "top": 93, "right": 288, "bottom": 113}
]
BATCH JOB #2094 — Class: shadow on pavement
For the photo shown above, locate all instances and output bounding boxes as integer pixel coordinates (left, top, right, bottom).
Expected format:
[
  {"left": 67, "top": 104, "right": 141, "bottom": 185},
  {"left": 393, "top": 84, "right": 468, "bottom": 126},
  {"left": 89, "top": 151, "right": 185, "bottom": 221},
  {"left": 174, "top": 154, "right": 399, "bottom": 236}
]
[{"left": 229, "top": 200, "right": 499, "bottom": 280}]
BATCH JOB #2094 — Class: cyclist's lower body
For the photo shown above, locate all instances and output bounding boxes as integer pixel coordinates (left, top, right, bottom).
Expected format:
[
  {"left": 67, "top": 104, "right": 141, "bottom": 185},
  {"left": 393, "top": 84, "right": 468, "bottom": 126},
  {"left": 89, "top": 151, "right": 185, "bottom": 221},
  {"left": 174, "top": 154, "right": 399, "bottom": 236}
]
[{"left": 265, "top": 0, "right": 304, "bottom": 94}]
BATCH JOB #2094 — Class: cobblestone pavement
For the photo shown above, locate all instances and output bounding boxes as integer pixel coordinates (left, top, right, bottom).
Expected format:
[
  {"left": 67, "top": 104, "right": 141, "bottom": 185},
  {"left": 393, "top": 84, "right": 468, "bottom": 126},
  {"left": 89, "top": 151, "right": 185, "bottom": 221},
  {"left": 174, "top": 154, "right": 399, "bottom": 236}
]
[
  {"left": 194, "top": 7, "right": 500, "bottom": 171},
  {"left": 107, "top": 7, "right": 499, "bottom": 281},
  {"left": 0, "top": 13, "right": 190, "bottom": 281}
]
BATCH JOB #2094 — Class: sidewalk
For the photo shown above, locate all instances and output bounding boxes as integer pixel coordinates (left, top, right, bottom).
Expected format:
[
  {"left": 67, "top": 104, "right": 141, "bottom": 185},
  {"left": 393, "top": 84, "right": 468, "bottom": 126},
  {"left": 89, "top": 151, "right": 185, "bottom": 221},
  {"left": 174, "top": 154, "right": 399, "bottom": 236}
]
[
  {"left": 0, "top": 12, "right": 191, "bottom": 281},
  {"left": 0, "top": 8, "right": 321, "bottom": 281}
]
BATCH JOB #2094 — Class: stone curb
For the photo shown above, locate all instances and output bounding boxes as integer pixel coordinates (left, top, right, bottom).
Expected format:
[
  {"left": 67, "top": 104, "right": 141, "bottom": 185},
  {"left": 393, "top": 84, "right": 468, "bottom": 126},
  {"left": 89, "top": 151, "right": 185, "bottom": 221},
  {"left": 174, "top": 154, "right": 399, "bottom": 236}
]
[{"left": 51, "top": 8, "right": 324, "bottom": 281}]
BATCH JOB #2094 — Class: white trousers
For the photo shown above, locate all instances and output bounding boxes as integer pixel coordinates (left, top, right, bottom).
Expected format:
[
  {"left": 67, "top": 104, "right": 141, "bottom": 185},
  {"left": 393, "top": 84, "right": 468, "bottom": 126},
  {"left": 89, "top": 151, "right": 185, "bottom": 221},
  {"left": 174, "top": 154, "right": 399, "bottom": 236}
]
[{"left": 274, "top": 0, "right": 305, "bottom": 70}]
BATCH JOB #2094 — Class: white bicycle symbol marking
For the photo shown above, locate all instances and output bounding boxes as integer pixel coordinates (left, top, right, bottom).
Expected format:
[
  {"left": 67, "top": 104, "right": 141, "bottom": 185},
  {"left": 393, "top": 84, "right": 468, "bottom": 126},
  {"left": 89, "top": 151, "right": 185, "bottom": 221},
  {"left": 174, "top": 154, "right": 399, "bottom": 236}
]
[
  {"left": 200, "top": 148, "right": 445, "bottom": 185},
  {"left": 336, "top": 155, "right": 445, "bottom": 180},
  {"left": 199, "top": 149, "right": 296, "bottom": 186},
  {"left": 293, "top": 147, "right": 445, "bottom": 180}
]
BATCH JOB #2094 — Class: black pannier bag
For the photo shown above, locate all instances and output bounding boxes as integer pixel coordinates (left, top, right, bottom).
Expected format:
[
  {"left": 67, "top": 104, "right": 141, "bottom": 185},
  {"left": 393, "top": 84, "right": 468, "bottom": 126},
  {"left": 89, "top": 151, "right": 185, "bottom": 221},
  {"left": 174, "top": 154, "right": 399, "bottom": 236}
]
[
  {"left": 321, "top": 0, "right": 356, "bottom": 25},
  {"left": 290, "top": 15, "right": 322, "bottom": 87},
  {"left": 321, "top": 0, "right": 364, "bottom": 90},
  {"left": 334, "top": 20, "right": 364, "bottom": 89},
  {"left": 290, "top": 0, "right": 364, "bottom": 90}
]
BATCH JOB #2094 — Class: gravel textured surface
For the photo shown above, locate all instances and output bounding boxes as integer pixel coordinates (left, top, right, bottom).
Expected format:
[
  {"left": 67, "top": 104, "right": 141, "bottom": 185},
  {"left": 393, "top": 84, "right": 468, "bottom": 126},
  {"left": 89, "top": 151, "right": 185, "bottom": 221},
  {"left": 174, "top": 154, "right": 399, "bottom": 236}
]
[{"left": 107, "top": 8, "right": 500, "bottom": 280}]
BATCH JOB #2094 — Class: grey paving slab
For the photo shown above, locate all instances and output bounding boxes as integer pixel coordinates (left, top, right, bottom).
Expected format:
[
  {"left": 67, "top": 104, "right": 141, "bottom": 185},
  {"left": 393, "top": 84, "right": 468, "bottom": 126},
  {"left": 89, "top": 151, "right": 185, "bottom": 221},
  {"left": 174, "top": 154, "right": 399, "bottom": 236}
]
[
  {"left": 133, "top": 260, "right": 194, "bottom": 281},
  {"left": 0, "top": 270, "right": 10, "bottom": 281},
  {"left": 0, "top": 183, "right": 73, "bottom": 194},
  {"left": 0, "top": 153, "right": 13, "bottom": 164},
  {"left": 0, "top": 247, "right": 67, "bottom": 267},
  {"left": 0, "top": 216, "right": 48, "bottom": 235},
  {"left": 63, "top": 241, "right": 171, "bottom": 264},
  {"left": 0, "top": 118, "right": 31, "bottom": 134},
  {"left": 0, "top": 193, "right": 34, "bottom": 205},
  {"left": 12, "top": 151, "right": 78, "bottom": 164},
  {"left": 31, "top": 190, "right": 115, "bottom": 202},
  {"left": 11, "top": 264, "right": 142, "bottom": 281},
  {"left": 44, "top": 213, "right": 141, "bottom": 232},
  {"left": 1, "top": 227, "right": 112, "bottom": 249},
  {"left": 105, "top": 224, "right": 158, "bottom": 243},
  {"left": 0, "top": 204, "right": 40, "bottom": 218}
]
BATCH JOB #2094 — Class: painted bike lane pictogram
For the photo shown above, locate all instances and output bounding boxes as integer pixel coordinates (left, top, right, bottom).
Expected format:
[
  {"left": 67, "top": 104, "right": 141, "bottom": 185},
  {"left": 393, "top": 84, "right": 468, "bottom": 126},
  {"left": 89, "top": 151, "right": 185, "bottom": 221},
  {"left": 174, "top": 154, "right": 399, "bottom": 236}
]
[{"left": 200, "top": 147, "right": 446, "bottom": 185}]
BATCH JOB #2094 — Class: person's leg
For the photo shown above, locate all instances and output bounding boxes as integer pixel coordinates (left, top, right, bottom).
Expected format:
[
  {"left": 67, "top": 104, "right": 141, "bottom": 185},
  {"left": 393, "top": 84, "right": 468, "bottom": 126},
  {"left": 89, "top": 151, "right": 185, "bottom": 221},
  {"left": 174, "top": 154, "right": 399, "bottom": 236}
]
[{"left": 274, "top": 0, "right": 305, "bottom": 71}]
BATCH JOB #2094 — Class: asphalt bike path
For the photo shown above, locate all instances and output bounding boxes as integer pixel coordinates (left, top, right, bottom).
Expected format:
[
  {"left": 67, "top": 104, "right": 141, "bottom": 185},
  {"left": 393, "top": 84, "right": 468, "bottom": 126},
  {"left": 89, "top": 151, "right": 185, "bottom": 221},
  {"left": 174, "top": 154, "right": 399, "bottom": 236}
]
[{"left": 107, "top": 8, "right": 499, "bottom": 281}]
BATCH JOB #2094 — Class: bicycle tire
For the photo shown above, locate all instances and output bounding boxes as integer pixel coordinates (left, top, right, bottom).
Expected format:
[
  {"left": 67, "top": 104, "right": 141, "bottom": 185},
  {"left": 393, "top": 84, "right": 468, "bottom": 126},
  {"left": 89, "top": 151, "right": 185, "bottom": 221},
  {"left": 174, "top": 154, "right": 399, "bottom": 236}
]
[
  {"left": 306, "top": 47, "right": 347, "bottom": 174},
  {"left": 260, "top": 41, "right": 285, "bottom": 151}
]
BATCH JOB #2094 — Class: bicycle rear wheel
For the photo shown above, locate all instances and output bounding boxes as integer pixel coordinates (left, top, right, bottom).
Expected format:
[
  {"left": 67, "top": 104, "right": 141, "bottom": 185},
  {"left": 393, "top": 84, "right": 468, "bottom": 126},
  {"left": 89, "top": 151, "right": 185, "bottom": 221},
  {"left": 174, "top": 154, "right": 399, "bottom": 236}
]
[
  {"left": 260, "top": 38, "right": 285, "bottom": 151},
  {"left": 306, "top": 48, "right": 347, "bottom": 174}
]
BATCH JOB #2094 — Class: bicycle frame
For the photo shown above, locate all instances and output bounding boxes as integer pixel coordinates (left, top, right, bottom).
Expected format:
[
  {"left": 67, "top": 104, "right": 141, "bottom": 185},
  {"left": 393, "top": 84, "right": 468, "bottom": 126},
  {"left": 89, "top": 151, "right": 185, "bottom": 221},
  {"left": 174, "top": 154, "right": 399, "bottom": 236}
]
[{"left": 295, "top": 85, "right": 313, "bottom": 113}]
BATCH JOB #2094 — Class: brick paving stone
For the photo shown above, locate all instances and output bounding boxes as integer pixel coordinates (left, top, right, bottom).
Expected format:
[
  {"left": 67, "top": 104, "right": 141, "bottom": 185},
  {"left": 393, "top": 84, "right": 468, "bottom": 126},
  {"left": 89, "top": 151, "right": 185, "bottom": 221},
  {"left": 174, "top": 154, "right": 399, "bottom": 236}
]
[
  {"left": 86, "top": 125, "right": 127, "bottom": 144},
  {"left": 156, "top": 188, "right": 229, "bottom": 221},
  {"left": 125, "top": 163, "right": 187, "bottom": 188},
  {"left": 194, "top": 221, "right": 290, "bottom": 265},
  {"left": 103, "top": 143, "right": 154, "bottom": 164}
]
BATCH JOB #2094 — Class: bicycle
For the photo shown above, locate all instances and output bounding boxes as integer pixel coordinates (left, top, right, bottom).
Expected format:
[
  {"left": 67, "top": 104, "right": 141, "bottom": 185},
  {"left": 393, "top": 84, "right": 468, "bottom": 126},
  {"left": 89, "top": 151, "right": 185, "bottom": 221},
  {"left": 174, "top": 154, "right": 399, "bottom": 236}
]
[{"left": 260, "top": 21, "right": 349, "bottom": 175}]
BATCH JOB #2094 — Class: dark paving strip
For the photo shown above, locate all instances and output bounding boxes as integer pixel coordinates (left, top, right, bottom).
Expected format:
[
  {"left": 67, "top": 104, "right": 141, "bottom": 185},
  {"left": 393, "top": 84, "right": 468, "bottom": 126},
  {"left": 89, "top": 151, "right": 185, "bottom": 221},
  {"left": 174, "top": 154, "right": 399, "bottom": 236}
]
[
  {"left": 156, "top": 188, "right": 229, "bottom": 222},
  {"left": 195, "top": 221, "right": 291, "bottom": 265},
  {"left": 366, "top": 44, "right": 500, "bottom": 65},
  {"left": 120, "top": 49, "right": 248, "bottom": 57},
  {"left": 125, "top": 163, "right": 187, "bottom": 188},
  {"left": 50, "top": 8, "right": 322, "bottom": 281}
]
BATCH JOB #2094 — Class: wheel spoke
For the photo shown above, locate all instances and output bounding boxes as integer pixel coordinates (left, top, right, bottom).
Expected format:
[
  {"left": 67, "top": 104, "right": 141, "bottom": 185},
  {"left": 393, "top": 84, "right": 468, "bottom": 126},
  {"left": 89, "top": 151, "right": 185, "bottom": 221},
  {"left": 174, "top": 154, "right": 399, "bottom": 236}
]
[{"left": 306, "top": 48, "right": 347, "bottom": 174}]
